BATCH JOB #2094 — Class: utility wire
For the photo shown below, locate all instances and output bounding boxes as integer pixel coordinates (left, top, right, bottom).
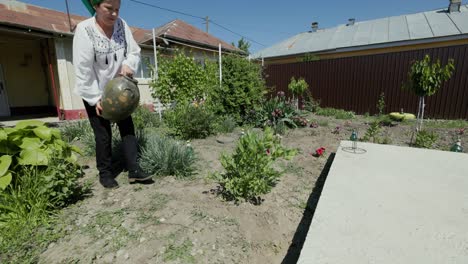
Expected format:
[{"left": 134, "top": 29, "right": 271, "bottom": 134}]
[
  {"left": 209, "top": 20, "right": 265, "bottom": 47},
  {"left": 128, "top": 0, "right": 265, "bottom": 47},
  {"left": 128, "top": 0, "right": 204, "bottom": 20}
]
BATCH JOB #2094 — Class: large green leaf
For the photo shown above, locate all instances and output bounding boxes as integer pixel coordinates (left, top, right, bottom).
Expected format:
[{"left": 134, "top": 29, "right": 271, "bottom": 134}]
[
  {"left": 0, "top": 172, "right": 12, "bottom": 190},
  {"left": 33, "top": 126, "right": 52, "bottom": 141},
  {"left": 15, "top": 120, "right": 45, "bottom": 129},
  {"left": 0, "top": 155, "right": 12, "bottom": 176},
  {"left": 51, "top": 128, "right": 62, "bottom": 139},
  {"left": 19, "top": 137, "right": 42, "bottom": 150},
  {"left": 0, "top": 130, "right": 7, "bottom": 141},
  {"left": 17, "top": 148, "right": 48, "bottom": 165}
]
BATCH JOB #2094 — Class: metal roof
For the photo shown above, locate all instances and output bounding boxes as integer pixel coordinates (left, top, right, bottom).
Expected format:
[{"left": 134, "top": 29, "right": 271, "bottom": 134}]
[{"left": 253, "top": 5, "right": 468, "bottom": 59}]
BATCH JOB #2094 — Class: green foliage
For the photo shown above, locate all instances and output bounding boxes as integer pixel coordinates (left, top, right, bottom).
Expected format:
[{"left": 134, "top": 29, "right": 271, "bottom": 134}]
[
  {"left": 214, "top": 115, "right": 238, "bottom": 134},
  {"left": 288, "top": 77, "right": 309, "bottom": 96},
  {"left": 164, "top": 102, "right": 216, "bottom": 139},
  {"left": 303, "top": 90, "right": 321, "bottom": 112},
  {"left": 215, "top": 127, "right": 297, "bottom": 202},
  {"left": 60, "top": 120, "right": 93, "bottom": 143},
  {"left": 150, "top": 51, "right": 216, "bottom": 104},
  {"left": 232, "top": 37, "right": 251, "bottom": 54},
  {"left": 362, "top": 121, "right": 382, "bottom": 143},
  {"left": 207, "top": 54, "right": 267, "bottom": 121},
  {"left": 414, "top": 130, "right": 438, "bottom": 149},
  {"left": 0, "top": 121, "right": 82, "bottom": 190},
  {"left": 132, "top": 106, "right": 162, "bottom": 130},
  {"left": 302, "top": 53, "right": 320, "bottom": 62},
  {"left": 376, "top": 92, "right": 386, "bottom": 116},
  {"left": 315, "top": 107, "right": 355, "bottom": 120},
  {"left": 139, "top": 132, "right": 196, "bottom": 178},
  {"left": 404, "top": 55, "right": 455, "bottom": 97}
]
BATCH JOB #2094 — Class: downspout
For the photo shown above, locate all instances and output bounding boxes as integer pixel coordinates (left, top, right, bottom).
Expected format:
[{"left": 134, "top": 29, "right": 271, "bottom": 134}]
[{"left": 46, "top": 41, "right": 62, "bottom": 120}]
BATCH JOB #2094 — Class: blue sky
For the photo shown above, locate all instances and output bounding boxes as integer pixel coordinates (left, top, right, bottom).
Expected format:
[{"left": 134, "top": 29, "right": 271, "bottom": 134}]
[{"left": 20, "top": 0, "right": 450, "bottom": 53}]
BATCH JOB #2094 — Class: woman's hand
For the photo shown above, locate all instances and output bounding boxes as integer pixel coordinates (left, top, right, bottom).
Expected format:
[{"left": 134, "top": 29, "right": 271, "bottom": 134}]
[
  {"left": 120, "top": 64, "right": 134, "bottom": 77},
  {"left": 95, "top": 100, "right": 103, "bottom": 116}
]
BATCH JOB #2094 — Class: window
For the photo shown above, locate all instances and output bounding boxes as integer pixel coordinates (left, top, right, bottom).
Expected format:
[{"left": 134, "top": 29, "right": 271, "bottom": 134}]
[{"left": 137, "top": 52, "right": 155, "bottom": 79}]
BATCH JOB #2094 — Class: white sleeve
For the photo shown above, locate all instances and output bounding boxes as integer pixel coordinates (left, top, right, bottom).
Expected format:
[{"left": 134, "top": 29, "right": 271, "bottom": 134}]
[
  {"left": 73, "top": 23, "right": 101, "bottom": 106},
  {"left": 121, "top": 20, "right": 141, "bottom": 74}
]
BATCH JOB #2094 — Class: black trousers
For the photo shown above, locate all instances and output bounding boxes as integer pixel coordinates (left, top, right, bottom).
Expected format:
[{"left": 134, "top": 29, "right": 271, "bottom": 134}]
[{"left": 83, "top": 100, "right": 138, "bottom": 178}]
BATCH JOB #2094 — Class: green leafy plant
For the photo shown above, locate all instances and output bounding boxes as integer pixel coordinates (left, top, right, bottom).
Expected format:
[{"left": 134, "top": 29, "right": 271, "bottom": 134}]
[
  {"left": 362, "top": 121, "right": 381, "bottom": 143},
  {"left": 414, "top": 130, "right": 438, "bottom": 149},
  {"left": 0, "top": 120, "right": 82, "bottom": 190},
  {"left": 215, "top": 127, "right": 297, "bottom": 203},
  {"left": 376, "top": 92, "right": 386, "bottom": 116},
  {"left": 404, "top": 55, "right": 455, "bottom": 131},
  {"left": 207, "top": 54, "right": 267, "bottom": 121},
  {"left": 132, "top": 105, "right": 162, "bottom": 130},
  {"left": 139, "top": 132, "right": 196, "bottom": 178},
  {"left": 150, "top": 51, "right": 215, "bottom": 104},
  {"left": 164, "top": 102, "right": 216, "bottom": 139},
  {"left": 59, "top": 120, "right": 93, "bottom": 143},
  {"left": 288, "top": 77, "right": 309, "bottom": 110},
  {"left": 303, "top": 90, "right": 321, "bottom": 113},
  {"left": 214, "top": 115, "right": 238, "bottom": 134}
]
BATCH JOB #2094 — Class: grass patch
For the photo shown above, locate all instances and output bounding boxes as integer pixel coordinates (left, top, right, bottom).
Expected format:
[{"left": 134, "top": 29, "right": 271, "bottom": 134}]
[
  {"left": 423, "top": 119, "right": 468, "bottom": 129},
  {"left": 315, "top": 107, "right": 355, "bottom": 120}
]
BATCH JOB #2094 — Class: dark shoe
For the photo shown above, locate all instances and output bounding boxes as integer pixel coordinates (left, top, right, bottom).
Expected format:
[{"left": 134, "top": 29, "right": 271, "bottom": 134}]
[
  {"left": 128, "top": 169, "right": 152, "bottom": 183},
  {"left": 99, "top": 176, "right": 119, "bottom": 189}
]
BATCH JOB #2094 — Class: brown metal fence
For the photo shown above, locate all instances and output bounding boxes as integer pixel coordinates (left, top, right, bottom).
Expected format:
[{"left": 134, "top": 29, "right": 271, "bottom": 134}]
[{"left": 264, "top": 44, "right": 468, "bottom": 119}]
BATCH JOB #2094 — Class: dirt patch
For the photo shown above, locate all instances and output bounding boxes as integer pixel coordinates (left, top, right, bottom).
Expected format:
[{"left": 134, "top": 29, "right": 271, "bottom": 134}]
[{"left": 39, "top": 115, "right": 466, "bottom": 264}]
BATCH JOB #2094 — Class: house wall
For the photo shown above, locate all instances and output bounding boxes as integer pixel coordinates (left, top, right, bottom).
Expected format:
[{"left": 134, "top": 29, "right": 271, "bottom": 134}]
[
  {"left": 0, "top": 35, "right": 49, "bottom": 108},
  {"left": 264, "top": 44, "right": 468, "bottom": 119}
]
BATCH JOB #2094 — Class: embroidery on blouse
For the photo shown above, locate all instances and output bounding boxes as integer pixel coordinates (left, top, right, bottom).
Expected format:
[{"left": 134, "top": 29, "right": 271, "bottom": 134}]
[{"left": 84, "top": 18, "right": 128, "bottom": 63}]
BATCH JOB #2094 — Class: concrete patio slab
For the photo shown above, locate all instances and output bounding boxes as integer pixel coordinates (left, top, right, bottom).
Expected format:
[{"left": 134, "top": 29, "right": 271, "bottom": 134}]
[{"left": 298, "top": 141, "right": 468, "bottom": 264}]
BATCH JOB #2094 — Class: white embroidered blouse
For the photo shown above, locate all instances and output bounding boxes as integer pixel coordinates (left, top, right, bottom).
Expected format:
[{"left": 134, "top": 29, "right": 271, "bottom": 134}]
[{"left": 73, "top": 17, "right": 141, "bottom": 106}]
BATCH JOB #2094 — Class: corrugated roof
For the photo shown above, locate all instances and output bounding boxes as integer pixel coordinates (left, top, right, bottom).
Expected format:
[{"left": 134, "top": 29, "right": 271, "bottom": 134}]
[
  {"left": 253, "top": 5, "right": 468, "bottom": 59},
  {"left": 0, "top": 0, "right": 240, "bottom": 52}
]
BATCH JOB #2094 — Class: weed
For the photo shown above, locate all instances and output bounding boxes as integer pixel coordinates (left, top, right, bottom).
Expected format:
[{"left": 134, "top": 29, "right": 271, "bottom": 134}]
[
  {"left": 376, "top": 92, "right": 386, "bottom": 116},
  {"left": 414, "top": 130, "right": 438, "bottom": 149},
  {"left": 164, "top": 239, "right": 195, "bottom": 263},
  {"left": 362, "top": 121, "right": 382, "bottom": 143}
]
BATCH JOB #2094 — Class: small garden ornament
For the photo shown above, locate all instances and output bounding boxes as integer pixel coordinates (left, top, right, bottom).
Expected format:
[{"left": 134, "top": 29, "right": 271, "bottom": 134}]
[{"left": 450, "top": 139, "right": 463, "bottom": 153}]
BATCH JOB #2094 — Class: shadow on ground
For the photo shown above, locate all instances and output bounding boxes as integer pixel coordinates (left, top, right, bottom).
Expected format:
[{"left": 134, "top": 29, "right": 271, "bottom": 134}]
[{"left": 282, "top": 153, "right": 336, "bottom": 264}]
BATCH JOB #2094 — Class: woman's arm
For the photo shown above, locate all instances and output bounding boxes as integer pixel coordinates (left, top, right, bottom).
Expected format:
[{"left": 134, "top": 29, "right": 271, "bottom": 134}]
[{"left": 73, "top": 23, "right": 101, "bottom": 106}]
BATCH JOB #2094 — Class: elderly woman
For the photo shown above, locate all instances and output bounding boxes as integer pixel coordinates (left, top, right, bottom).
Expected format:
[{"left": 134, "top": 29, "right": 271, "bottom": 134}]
[{"left": 74, "top": 0, "right": 151, "bottom": 188}]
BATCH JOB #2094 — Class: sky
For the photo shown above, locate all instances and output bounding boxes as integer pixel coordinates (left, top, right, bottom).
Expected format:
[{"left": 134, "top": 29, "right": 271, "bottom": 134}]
[{"left": 19, "top": 0, "right": 453, "bottom": 53}]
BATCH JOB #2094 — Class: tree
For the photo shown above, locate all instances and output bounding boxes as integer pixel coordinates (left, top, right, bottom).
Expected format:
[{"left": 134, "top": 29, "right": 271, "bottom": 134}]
[
  {"left": 232, "top": 37, "right": 251, "bottom": 54},
  {"left": 404, "top": 55, "right": 455, "bottom": 131}
]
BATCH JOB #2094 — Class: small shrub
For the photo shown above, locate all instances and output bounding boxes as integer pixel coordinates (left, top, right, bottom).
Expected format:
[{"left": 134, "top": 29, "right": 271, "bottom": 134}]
[
  {"left": 215, "top": 127, "right": 297, "bottom": 202},
  {"left": 164, "top": 102, "right": 216, "bottom": 140},
  {"left": 60, "top": 120, "right": 92, "bottom": 143},
  {"left": 139, "top": 132, "right": 196, "bottom": 178},
  {"left": 303, "top": 90, "right": 321, "bottom": 112},
  {"left": 362, "top": 121, "right": 381, "bottom": 143},
  {"left": 214, "top": 115, "right": 237, "bottom": 134},
  {"left": 414, "top": 130, "right": 438, "bottom": 149},
  {"left": 132, "top": 106, "right": 162, "bottom": 130},
  {"left": 376, "top": 92, "right": 386, "bottom": 116}
]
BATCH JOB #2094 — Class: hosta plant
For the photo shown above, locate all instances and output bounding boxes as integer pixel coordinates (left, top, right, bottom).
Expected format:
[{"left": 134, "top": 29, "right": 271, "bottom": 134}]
[
  {"left": 215, "top": 127, "right": 297, "bottom": 203},
  {"left": 0, "top": 120, "right": 82, "bottom": 190}
]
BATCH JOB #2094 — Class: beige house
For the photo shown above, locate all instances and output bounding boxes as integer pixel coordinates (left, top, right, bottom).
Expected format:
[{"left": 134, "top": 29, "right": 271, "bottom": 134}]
[{"left": 0, "top": 0, "right": 240, "bottom": 121}]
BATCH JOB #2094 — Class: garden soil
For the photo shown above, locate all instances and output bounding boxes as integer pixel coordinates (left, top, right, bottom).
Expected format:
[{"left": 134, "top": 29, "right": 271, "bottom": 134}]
[{"left": 39, "top": 115, "right": 466, "bottom": 264}]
